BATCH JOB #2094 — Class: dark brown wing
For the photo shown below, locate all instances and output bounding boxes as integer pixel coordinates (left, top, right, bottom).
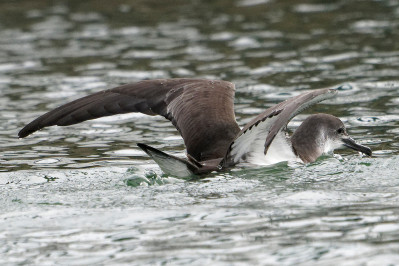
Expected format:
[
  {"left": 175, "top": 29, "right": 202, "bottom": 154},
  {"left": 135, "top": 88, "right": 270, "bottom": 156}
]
[
  {"left": 222, "top": 88, "right": 337, "bottom": 166},
  {"left": 19, "top": 79, "right": 241, "bottom": 161}
]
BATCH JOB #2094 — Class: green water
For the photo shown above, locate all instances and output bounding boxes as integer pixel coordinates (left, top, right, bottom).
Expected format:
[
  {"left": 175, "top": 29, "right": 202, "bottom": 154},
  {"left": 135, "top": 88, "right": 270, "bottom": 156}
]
[{"left": 1, "top": 0, "right": 399, "bottom": 264}]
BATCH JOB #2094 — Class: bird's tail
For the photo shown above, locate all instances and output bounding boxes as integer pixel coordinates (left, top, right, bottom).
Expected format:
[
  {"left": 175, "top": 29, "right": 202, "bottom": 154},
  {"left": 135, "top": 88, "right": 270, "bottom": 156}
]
[{"left": 137, "top": 143, "right": 199, "bottom": 178}]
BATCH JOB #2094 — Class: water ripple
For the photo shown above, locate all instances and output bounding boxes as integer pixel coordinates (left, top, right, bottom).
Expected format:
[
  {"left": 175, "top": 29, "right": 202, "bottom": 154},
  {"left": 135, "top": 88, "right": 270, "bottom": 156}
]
[{"left": 1, "top": 0, "right": 399, "bottom": 264}]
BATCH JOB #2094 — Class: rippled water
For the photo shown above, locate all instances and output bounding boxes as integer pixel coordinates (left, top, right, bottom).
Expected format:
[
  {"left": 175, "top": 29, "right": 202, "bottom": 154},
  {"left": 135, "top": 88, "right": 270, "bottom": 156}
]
[{"left": 1, "top": 0, "right": 399, "bottom": 265}]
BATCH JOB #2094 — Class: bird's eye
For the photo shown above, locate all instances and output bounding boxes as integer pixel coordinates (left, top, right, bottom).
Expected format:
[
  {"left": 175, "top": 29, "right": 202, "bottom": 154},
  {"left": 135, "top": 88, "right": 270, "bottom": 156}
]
[{"left": 337, "top": 128, "right": 344, "bottom": 134}]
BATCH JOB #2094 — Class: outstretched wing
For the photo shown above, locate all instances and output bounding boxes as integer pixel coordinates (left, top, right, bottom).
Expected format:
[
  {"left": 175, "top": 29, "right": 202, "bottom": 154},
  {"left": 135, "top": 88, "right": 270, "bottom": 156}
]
[
  {"left": 19, "top": 79, "right": 241, "bottom": 161},
  {"left": 222, "top": 88, "right": 337, "bottom": 166}
]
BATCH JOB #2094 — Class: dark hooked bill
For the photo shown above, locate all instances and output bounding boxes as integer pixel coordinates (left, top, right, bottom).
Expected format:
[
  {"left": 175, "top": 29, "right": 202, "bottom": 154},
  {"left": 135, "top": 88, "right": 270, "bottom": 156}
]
[{"left": 342, "top": 137, "right": 372, "bottom": 156}]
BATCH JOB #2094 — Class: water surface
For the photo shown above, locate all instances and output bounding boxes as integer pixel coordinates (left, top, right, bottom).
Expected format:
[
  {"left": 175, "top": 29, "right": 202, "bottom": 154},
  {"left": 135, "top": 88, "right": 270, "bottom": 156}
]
[{"left": 1, "top": 0, "right": 399, "bottom": 265}]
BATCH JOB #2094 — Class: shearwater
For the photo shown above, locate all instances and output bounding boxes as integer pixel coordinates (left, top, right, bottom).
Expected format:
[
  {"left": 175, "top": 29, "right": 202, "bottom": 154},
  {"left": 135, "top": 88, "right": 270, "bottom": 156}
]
[{"left": 19, "top": 79, "right": 372, "bottom": 177}]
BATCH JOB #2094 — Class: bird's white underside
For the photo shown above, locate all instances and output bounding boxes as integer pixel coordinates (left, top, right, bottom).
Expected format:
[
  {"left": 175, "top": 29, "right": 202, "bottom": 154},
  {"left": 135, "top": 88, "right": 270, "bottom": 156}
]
[{"left": 230, "top": 115, "right": 298, "bottom": 166}]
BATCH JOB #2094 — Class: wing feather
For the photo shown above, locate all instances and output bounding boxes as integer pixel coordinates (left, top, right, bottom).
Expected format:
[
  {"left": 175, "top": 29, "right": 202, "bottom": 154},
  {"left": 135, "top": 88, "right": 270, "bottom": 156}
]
[{"left": 19, "top": 79, "right": 241, "bottom": 161}]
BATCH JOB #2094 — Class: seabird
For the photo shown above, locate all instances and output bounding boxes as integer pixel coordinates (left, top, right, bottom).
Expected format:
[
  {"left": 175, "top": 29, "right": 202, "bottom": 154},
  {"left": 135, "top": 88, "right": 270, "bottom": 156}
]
[{"left": 19, "top": 79, "right": 372, "bottom": 177}]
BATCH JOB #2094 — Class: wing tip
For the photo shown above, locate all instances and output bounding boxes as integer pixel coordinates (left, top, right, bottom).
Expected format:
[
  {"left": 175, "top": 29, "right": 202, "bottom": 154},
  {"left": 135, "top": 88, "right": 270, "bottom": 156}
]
[
  {"left": 137, "top": 143, "right": 170, "bottom": 159},
  {"left": 18, "top": 130, "right": 28, "bottom": 138},
  {"left": 18, "top": 124, "right": 36, "bottom": 138},
  {"left": 137, "top": 143, "right": 150, "bottom": 153}
]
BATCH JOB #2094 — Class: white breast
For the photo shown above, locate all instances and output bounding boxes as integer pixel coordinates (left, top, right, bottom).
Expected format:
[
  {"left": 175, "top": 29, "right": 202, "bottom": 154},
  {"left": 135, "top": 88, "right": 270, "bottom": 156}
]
[{"left": 229, "top": 114, "right": 298, "bottom": 166}]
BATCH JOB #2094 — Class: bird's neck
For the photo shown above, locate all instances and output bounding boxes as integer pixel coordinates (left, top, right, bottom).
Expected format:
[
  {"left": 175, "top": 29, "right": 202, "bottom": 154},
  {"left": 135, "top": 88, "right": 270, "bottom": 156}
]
[{"left": 291, "top": 126, "right": 325, "bottom": 163}]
